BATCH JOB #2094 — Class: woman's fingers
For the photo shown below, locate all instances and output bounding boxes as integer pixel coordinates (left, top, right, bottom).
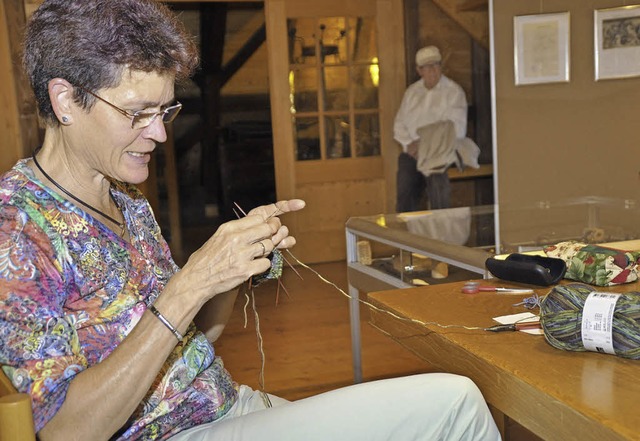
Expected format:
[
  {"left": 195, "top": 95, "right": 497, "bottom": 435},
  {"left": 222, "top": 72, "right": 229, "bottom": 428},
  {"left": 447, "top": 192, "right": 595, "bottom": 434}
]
[
  {"left": 247, "top": 199, "right": 306, "bottom": 249},
  {"left": 220, "top": 212, "right": 277, "bottom": 244},
  {"left": 255, "top": 240, "right": 267, "bottom": 258},
  {"left": 252, "top": 238, "right": 274, "bottom": 258},
  {"left": 248, "top": 199, "right": 306, "bottom": 219},
  {"left": 181, "top": 199, "right": 305, "bottom": 299},
  {"left": 271, "top": 225, "right": 297, "bottom": 249}
]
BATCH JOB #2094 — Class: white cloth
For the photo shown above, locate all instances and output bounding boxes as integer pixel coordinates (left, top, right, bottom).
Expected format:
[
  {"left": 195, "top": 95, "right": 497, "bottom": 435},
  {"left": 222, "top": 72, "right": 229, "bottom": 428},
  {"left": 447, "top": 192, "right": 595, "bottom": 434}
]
[
  {"left": 415, "top": 121, "right": 480, "bottom": 177},
  {"left": 168, "top": 373, "right": 501, "bottom": 441},
  {"left": 393, "top": 75, "right": 468, "bottom": 152},
  {"left": 416, "top": 120, "right": 457, "bottom": 176},
  {"left": 455, "top": 137, "right": 481, "bottom": 169},
  {"left": 403, "top": 207, "right": 472, "bottom": 245}
]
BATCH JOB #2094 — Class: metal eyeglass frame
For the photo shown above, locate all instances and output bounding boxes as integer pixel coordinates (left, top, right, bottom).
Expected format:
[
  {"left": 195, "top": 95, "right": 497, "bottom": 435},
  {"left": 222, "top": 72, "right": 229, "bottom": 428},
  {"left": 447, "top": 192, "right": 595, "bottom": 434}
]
[{"left": 74, "top": 84, "right": 182, "bottom": 129}]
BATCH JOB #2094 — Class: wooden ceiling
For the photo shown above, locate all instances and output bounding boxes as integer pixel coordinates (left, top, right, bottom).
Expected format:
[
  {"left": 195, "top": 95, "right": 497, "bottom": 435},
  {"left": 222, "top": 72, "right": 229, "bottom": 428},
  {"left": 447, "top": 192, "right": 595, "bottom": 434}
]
[
  {"left": 457, "top": 0, "right": 488, "bottom": 12},
  {"left": 433, "top": 0, "right": 489, "bottom": 48}
]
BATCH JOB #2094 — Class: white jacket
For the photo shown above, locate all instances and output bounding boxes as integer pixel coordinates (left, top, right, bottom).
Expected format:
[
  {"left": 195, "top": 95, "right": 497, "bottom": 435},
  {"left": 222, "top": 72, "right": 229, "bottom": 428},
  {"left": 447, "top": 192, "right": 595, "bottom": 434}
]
[{"left": 393, "top": 75, "right": 468, "bottom": 151}]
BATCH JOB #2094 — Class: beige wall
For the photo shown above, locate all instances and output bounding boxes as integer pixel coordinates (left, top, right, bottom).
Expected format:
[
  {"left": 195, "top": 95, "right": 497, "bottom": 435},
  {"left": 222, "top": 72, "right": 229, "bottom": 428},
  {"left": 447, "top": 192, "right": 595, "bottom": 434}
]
[{"left": 493, "top": 0, "right": 640, "bottom": 247}]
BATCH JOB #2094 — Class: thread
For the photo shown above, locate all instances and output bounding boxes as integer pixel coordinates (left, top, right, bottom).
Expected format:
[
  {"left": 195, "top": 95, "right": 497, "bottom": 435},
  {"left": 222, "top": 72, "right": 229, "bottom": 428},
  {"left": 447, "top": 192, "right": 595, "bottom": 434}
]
[
  {"left": 540, "top": 284, "right": 640, "bottom": 359},
  {"left": 513, "top": 294, "right": 542, "bottom": 310},
  {"left": 243, "top": 287, "right": 272, "bottom": 408},
  {"left": 285, "top": 250, "right": 484, "bottom": 332},
  {"left": 245, "top": 248, "right": 509, "bottom": 402}
]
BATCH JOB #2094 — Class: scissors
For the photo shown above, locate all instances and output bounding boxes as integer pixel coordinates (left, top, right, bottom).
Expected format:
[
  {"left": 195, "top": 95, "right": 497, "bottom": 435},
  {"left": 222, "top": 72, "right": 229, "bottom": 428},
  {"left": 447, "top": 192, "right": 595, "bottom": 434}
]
[
  {"left": 462, "top": 282, "right": 534, "bottom": 295},
  {"left": 485, "top": 321, "right": 542, "bottom": 332}
]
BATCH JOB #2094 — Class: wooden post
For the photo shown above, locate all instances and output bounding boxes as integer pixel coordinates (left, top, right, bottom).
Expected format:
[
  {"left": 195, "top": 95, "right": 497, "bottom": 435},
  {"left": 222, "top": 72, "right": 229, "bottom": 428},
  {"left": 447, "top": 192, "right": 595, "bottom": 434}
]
[
  {"left": 403, "top": 0, "right": 419, "bottom": 86},
  {"left": 200, "top": 2, "right": 228, "bottom": 215},
  {"left": 163, "top": 124, "right": 184, "bottom": 264},
  {"left": 0, "top": 0, "right": 40, "bottom": 173}
]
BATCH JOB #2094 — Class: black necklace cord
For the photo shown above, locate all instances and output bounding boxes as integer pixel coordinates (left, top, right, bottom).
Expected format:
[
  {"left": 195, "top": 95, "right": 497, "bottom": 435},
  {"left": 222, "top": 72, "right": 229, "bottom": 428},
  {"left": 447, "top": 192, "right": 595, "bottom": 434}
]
[{"left": 31, "top": 149, "right": 126, "bottom": 236}]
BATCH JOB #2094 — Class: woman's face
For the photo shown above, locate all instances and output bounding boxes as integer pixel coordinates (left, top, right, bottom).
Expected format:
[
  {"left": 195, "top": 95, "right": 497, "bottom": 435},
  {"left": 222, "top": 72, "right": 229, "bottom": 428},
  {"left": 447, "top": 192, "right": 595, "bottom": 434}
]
[{"left": 69, "top": 69, "right": 176, "bottom": 185}]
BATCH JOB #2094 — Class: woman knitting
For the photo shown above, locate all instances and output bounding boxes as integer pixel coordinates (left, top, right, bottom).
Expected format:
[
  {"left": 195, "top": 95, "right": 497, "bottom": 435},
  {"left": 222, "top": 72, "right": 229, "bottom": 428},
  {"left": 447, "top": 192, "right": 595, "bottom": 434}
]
[{"left": 0, "top": 1, "right": 500, "bottom": 439}]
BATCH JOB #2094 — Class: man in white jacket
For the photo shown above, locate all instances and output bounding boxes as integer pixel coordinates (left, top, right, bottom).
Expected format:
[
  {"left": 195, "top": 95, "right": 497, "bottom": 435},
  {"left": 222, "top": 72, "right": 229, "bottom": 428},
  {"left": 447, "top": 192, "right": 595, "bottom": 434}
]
[{"left": 393, "top": 45, "right": 468, "bottom": 212}]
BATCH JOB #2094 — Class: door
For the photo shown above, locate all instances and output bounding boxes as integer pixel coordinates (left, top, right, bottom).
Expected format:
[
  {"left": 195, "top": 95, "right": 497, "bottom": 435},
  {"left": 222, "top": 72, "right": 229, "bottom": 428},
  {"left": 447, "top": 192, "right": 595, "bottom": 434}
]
[{"left": 266, "top": 0, "right": 405, "bottom": 263}]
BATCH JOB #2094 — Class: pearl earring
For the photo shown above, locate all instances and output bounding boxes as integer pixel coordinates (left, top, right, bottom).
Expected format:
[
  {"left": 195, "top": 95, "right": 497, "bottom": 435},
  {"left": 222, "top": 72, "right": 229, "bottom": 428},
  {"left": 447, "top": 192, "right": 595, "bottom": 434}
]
[{"left": 62, "top": 116, "right": 69, "bottom": 123}]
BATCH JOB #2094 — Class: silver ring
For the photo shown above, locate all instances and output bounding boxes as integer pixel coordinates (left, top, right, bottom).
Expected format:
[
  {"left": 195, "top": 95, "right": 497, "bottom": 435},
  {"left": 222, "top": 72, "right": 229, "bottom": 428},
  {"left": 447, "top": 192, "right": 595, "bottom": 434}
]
[{"left": 258, "top": 241, "right": 266, "bottom": 257}]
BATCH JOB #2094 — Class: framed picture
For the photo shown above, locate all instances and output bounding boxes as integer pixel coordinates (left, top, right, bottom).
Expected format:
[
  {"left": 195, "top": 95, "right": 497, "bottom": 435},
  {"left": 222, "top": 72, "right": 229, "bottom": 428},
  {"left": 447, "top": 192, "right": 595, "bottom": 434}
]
[
  {"left": 594, "top": 5, "right": 640, "bottom": 80},
  {"left": 514, "top": 12, "right": 570, "bottom": 85}
]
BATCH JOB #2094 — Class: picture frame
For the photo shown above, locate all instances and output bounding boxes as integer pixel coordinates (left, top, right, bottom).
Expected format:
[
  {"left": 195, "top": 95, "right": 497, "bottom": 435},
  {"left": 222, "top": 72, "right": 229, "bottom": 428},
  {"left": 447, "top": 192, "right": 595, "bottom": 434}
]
[
  {"left": 513, "top": 12, "right": 570, "bottom": 85},
  {"left": 594, "top": 5, "right": 640, "bottom": 81}
]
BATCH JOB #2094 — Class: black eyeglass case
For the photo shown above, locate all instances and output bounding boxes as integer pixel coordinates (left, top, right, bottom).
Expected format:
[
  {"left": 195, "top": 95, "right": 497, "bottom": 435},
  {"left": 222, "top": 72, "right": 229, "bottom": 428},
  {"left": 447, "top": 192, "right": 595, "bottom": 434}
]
[{"left": 485, "top": 253, "right": 567, "bottom": 286}]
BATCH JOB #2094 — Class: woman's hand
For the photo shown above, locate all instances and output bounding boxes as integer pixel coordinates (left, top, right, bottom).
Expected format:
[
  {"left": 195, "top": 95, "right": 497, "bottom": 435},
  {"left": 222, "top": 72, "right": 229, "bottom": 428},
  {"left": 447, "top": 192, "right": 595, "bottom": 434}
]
[
  {"left": 191, "top": 199, "right": 305, "bottom": 342},
  {"left": 247, "top": 199, "right": 305, "bottom": 251},
  {"left": 176, "top": 199, "right": 305, "bottom": 307}
]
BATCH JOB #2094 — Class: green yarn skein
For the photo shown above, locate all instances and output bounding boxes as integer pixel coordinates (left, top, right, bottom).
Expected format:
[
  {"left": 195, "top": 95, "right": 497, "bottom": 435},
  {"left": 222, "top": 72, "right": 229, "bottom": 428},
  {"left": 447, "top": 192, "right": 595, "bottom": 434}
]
[{"left": 540, "top": 283, "right": 640, "bottom": 359}]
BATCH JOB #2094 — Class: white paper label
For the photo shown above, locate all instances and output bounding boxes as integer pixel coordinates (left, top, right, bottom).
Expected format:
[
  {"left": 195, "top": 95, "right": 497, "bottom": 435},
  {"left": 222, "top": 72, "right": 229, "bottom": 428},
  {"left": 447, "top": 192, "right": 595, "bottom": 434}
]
[{"left": 581, "top": 292, "right": 620, "bottom": 355}]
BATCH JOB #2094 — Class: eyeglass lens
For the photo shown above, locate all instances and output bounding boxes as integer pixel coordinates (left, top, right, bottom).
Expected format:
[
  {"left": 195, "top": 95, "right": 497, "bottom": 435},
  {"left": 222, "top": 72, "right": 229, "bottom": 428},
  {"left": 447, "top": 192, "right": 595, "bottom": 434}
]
[{"left": 131, "top": 103, "right": 182, "bottom": 129}]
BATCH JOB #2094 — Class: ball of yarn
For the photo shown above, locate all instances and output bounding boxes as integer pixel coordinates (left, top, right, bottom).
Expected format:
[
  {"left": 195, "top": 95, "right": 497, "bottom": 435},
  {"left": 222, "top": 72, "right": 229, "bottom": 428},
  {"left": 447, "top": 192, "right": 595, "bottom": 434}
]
[{"left": 540, "top": 283, "right": 640, "bottom": 359}]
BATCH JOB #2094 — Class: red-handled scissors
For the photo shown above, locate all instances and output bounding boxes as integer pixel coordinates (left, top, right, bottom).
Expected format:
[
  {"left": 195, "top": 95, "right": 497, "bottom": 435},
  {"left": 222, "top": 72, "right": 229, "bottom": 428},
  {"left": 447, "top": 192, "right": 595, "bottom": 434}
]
[{"left": 462, "top": 282, "right": 534, "bottom": 294}]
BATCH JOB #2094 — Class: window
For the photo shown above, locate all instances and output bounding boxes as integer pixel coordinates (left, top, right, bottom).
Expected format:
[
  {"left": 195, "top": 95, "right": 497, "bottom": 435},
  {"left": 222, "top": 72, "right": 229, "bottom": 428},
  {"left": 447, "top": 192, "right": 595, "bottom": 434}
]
[{"left": 288, "top": 17, "right": 380, "bottom": 161}]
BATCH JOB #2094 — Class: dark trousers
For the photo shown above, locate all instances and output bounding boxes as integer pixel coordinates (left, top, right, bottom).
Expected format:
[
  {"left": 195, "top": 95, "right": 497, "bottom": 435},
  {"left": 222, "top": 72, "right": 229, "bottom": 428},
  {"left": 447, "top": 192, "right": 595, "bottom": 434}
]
[{"left": 396, "top": 152, "right": 451, "bottom": 212}]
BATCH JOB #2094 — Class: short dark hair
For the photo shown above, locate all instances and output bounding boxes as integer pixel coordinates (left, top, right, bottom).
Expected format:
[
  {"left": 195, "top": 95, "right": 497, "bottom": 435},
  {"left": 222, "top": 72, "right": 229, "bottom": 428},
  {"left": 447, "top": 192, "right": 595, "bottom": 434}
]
[{"left": 23, "top": 0, "right": 199, "bottom": 125}]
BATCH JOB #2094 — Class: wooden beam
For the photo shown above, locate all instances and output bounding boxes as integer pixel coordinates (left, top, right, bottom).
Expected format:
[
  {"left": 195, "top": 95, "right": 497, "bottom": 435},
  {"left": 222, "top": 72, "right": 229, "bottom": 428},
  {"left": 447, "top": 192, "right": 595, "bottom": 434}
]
[
  {"left": 431, "top": 0, "right": 489, "bottom": 49},
  {"left": 403, "top": 0, "right": 419, "bottom": 85},
  {"left": 457, "top": 0, "right": 487, "bottom": 12},
  {"left": 200, "top": 2, "right": 227, "bottom": 207},
  {"left": 24, "top": 0, "right": 263, "bottom": 8},
  {"left": 1, "top": 0, "right": 40, "bottom": 174},
  {"left": 22, "top": 1, "right": 265, "bottom": 18},
  {"left": 0, "top": 0, "right": 22, "bottom": 173},
  {"left": 221, "top": 23, "right": 266, "bottom": 86},
  {"left": 162, "top": 124, "right": 184, "bottom": 264},
  {"left": 167, "top": 0, "right": 262, "bottom": 2},
  {"left": 378, "top": 0, "right": 407, "bottom": 212}
]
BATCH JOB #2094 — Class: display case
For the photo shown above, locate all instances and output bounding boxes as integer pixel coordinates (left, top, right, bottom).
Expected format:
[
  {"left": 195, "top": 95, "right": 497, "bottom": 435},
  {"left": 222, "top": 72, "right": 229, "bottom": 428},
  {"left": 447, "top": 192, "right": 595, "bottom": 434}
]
[
  {"left": 346, "top": 197, "right": 640, "bottom": 382},
  {"left": 347, "top": 206, "right": 494, "bottom": 290}
]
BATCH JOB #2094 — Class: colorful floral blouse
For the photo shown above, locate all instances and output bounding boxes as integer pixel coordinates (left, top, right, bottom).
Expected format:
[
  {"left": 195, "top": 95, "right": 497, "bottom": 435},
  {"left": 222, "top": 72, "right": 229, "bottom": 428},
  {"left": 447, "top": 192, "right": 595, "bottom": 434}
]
[{"left": 0, "top": 160, "right": 238, "bottom": 439}]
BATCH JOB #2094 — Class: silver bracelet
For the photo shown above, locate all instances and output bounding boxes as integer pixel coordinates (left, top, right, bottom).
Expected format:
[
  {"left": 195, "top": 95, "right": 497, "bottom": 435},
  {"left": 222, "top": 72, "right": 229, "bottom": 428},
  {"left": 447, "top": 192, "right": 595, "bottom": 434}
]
[{"left": 148, "top": 304, "right": 183, "bottom": 341}]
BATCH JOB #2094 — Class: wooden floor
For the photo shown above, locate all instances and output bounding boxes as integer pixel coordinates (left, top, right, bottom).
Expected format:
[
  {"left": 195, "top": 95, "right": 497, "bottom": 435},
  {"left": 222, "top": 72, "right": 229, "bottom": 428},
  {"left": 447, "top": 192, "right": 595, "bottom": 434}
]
[{"left": 213, "top": 260, "right": 433, "bottom": 400}]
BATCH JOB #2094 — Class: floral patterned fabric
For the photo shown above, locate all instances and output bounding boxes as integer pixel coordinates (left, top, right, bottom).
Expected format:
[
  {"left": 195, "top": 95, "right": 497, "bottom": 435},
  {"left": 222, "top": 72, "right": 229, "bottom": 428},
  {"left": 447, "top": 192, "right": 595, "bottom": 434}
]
[
  {"left": 544, "top": 240, "right": 640, "bottom": 286},
  {"left": 0, "top": 160, "right": 238, "bottom": 440}
]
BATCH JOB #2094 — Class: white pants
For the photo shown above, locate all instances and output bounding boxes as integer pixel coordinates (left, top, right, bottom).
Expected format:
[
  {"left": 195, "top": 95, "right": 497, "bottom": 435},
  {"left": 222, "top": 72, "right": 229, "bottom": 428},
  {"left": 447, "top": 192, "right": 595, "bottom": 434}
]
[{"left": 169, "top": 373, "right": 501, "bottom": 441}]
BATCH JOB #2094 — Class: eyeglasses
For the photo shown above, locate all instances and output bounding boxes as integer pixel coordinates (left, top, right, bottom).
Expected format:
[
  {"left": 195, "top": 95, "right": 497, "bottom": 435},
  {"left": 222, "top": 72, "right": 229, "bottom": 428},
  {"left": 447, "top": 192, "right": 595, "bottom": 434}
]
[{"left": 75, "top": 85, "right": 182, "bottom": 130}]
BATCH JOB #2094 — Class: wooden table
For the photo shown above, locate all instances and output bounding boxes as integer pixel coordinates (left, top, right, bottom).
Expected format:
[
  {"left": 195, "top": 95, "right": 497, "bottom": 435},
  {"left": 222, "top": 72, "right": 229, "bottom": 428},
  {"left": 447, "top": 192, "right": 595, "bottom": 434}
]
[{"left": 367, "top": 280, "right": 640, "bottom": 441}]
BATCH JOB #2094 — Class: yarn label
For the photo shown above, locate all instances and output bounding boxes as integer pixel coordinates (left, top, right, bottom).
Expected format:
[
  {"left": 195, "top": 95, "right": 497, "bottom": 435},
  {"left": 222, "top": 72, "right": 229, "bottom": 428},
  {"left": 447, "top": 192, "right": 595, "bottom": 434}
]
[{"left": 581, "top": 292, "right": 620, "bottom": 355}]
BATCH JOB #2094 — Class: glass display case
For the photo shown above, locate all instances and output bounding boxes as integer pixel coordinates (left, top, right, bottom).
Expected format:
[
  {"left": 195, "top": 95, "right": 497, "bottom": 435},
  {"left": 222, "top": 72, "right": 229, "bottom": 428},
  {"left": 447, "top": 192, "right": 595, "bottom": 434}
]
[
  {"left": 346, "top": 197, "right": 640, "bottom": 382},
  {"left": 347, "top": 206, "right": 494, "bottom": 290}
]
